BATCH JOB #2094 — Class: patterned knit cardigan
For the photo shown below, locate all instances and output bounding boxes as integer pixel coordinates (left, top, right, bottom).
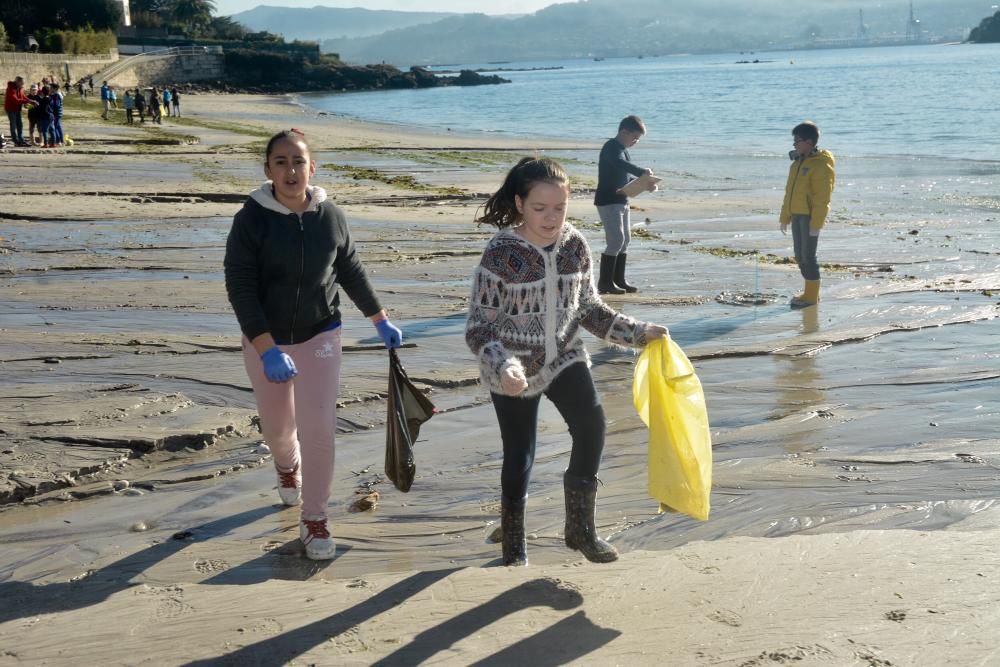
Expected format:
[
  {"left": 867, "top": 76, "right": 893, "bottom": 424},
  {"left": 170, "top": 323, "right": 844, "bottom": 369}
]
[{"left": 465, "top": 224, "right": 649, "bottom": 397}]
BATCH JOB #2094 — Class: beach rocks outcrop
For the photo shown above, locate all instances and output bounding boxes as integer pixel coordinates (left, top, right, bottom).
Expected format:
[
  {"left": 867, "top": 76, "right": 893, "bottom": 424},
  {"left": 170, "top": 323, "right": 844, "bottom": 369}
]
[{"left": 208, "top": 51, "right": 510, "bottom": 94}]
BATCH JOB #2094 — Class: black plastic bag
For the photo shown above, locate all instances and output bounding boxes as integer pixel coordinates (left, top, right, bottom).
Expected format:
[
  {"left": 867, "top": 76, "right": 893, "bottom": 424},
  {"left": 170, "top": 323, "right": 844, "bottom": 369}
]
[{"left": 385, "top": 348, "right": 436, "bottom": 492}]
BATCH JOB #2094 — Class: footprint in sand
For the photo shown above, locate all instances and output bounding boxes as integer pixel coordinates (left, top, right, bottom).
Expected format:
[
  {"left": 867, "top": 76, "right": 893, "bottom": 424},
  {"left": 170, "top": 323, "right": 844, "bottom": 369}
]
[
  {"left": 677, "top": 553, "right": 721, "bottom": 574},
  {"left": 194, "top": 558, "right": 230, "bottom": 574},
  {"left": 708, "top": 609, "right": 743, "bottom": 627}
]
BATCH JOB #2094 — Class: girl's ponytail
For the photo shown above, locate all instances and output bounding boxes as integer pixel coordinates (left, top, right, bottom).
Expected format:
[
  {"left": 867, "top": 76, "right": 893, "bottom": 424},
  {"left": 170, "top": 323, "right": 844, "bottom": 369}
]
[{"left": 477, "top": 157, "right": 569, "bottom": 229}]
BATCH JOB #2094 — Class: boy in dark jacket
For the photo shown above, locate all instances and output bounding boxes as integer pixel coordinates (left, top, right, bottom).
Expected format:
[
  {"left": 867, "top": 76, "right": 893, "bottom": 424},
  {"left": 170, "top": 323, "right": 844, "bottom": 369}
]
[{"left": 49, "top": 83, "right": 64, "bottom": 146}]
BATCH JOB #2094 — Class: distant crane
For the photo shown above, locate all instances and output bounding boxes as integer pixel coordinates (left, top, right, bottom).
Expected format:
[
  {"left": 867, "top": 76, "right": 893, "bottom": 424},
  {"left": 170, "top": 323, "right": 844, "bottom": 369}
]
[
  {"left": 856, "top": 9, "right": 870, "bottom": 41},
  {"left": 905, "top": 1, "right": 921, "bottom": 42}
]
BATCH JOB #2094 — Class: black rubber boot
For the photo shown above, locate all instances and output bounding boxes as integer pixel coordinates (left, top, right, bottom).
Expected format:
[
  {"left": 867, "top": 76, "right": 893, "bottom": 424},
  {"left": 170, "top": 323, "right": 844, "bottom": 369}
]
[
  {"left": 613, "top": 253, "right": 638, "bottom": 293},
  {"left": 597, "top": 254, "right": 625, "bottom": 295},
  {"left": 563, "top": 472, "right": 619, "bottom": 563},
  {"left": 501, "top": 496, "right": 528, "bottom": 566}
]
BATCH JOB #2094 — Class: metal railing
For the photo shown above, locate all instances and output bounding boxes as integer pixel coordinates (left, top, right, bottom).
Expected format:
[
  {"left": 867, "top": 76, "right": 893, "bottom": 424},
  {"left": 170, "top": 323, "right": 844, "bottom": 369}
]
[{"left": 85, "top": 45, "right": 221, "bottom": 83}]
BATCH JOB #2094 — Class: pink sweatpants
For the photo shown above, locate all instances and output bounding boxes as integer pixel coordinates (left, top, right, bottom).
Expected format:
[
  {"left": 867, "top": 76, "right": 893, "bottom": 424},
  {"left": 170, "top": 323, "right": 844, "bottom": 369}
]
[{"left": 242, "top": 328, "right": 342, "bottom": 518}]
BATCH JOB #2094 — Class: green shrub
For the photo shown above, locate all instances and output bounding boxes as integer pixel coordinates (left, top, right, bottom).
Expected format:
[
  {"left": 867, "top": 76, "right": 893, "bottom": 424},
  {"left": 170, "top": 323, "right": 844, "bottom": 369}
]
[
  {"left": 0, "top": 21, "right": 12, "bottom": 51},
  {"left": 43, "top": 27, "right": 117, "bottom": 54}
]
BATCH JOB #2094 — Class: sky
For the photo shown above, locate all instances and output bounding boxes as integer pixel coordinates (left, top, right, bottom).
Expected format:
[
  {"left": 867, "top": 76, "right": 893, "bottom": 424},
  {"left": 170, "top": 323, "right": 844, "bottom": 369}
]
[{"left": 215, "top": 0, "right": 560, "bottom": 16}]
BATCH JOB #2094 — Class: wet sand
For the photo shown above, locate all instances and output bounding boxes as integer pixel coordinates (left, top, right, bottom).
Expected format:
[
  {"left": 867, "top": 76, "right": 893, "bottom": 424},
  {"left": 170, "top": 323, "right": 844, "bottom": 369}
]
[{"left": 1, "top": 93, "right": 999, "bottom": 665}]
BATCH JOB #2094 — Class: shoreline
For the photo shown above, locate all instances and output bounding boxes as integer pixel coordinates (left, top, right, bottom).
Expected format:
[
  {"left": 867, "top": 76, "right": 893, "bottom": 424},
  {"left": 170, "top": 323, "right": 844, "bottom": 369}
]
[{"left": 1, "top": 92, "right": 999, "bottom": 665}]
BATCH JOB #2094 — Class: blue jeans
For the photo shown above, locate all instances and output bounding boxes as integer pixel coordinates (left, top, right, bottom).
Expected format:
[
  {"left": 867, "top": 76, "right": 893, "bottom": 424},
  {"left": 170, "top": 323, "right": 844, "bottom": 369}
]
[
  {"left": 39, "top": 116, "right": 53, "bottom": 145},
  {"left": 51, "top": 118, "right": 63, "bottom": 144},
  {"left": 7, "top": 111, "right": 23, "bottom": 144},
  {"left": 791, "top": 214, "right": 820, "bottom": 280}
]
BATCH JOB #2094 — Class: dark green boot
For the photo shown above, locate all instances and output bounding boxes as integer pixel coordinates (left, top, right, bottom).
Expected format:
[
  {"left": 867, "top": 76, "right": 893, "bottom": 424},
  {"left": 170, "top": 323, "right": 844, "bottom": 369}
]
[
  {"left": 563, "top": 472, "right": 619, "bottom": 563},
  {"left": 613, "top": 252, "right": 638, "bottom": 293},
  {"left": 501, "top": 495, "right": 528, "bottom": 566},
  {"left": 597, "top": 254, "right": 625, "bottom": 295}
]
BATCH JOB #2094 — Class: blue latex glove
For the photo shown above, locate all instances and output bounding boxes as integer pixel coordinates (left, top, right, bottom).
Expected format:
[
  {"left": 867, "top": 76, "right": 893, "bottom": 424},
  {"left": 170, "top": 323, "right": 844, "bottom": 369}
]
[
  {"left": 261, "top": 346, "right": 297, "bottom": 382},
  {"left": 374, "top": 319, "right": 403, "bottom": 349}
]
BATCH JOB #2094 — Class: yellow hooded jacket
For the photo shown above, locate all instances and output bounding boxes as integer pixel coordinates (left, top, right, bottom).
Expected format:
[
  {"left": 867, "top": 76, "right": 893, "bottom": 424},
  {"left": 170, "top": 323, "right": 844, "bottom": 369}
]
[{"left": 779, "top": 149, "right": 836, "bottom": 232}]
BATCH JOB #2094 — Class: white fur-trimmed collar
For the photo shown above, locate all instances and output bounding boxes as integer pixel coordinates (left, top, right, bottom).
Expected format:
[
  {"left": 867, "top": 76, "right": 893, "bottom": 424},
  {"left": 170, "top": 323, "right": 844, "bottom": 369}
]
[{"left": 249, "top": 182, "right": 327, "bottom": 214}]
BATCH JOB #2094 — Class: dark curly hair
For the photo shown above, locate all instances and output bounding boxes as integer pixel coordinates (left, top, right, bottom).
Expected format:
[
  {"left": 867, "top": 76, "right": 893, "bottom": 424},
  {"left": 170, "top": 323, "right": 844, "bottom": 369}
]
[{"left": 477, "top": 157, "right": 570, "bottom": 228}]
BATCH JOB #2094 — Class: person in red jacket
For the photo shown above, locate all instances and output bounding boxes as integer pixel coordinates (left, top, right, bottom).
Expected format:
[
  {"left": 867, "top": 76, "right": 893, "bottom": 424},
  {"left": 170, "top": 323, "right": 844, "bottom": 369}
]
[{"left": 5, "top": 77, "right": 32, "bottom": 147}]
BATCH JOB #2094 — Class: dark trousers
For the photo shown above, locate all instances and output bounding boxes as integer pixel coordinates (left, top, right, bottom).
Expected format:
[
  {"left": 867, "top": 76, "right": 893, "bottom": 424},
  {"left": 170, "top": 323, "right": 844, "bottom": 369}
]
[
  {"left": 39, "top": 116, "right": 52, "bottom": 145},
  {"left": 7, "top": 111, "right": 23, "bottom": 144},
  {"left": 791, "top": 215, "right": 820, "bottom": 280},
  {"left": 490, "top": 362, "right": 606, "bottom": 501}
]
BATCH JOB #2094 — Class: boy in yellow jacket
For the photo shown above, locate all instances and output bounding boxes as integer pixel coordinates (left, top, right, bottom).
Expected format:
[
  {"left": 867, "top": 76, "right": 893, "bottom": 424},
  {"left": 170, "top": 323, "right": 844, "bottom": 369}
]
[{"left": 779, "top": 121, "right": 835, "bottom": 307}]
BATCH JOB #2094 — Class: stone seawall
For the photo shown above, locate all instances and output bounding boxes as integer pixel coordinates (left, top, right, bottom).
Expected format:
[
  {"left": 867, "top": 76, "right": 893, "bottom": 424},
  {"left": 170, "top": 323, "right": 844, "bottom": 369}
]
[
  {"left": 107, "top": 52, "right": 225, "bottom": 88},
  {"left": 0, "top": 51, "right": 118, "bottom": 86}
]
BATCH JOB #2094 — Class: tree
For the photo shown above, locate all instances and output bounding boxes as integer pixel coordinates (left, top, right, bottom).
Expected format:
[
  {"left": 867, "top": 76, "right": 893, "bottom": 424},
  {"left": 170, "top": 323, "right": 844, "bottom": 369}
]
[
  {"left": 0, "top": 21, "right": 10, "bottom": 51},
  {"left": 205, "top": 15, "right": 247, "bottom": 40},
  {"left": 968, "top": 10, "right": 1000, "bottom": 42},
  {"left": 131, "top": 0, "right": 171, "bottom": 12},
  {"left": 0, "top": 0, "right": 120, "bottom": 40},
  {"left": 170, "top": 0, "right": 216, "bottom": 34}
]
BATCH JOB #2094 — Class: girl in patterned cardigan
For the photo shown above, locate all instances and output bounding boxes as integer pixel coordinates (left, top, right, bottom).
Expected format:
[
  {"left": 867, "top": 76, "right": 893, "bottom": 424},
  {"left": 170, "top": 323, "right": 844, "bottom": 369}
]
[{"left": 466, "top": 157, "right": 668, "bottom": 566}]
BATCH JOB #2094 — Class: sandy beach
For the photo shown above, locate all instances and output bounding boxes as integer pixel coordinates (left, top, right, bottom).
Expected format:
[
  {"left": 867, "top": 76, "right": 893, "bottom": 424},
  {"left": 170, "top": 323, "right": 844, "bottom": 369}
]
[{"left": 1, "top": 92, "right": 999, "bottom": 666}]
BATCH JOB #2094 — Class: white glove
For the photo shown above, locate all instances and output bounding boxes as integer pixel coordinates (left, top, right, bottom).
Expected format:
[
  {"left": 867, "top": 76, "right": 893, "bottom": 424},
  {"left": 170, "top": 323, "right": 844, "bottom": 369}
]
[
  {"left": 809, "top": 227, "right": 820, "bottom": 238},
  {"left": 500, "top": 365, "right": 528, "bottom": 396},
  {"left": 780, "top": 222, "right": 789, "bottom": 235}
]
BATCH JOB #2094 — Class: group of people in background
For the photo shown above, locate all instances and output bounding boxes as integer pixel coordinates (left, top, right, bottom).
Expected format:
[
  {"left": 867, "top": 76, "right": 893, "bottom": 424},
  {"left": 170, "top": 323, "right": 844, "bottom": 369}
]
[
  {"left": 102, "top": 80, "right": 181, "bottom": 125},
  {"left": 3, "top": 73, "right": 185, "bottom": 149},
  {"left": 3, "top": 75, "right": 65, "bottom": 148}
]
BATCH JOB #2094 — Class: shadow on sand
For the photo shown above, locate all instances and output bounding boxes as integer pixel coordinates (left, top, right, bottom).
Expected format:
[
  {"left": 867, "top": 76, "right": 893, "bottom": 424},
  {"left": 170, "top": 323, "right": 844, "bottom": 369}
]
[
  {"left": 185, "top": 576, "right": 619, "bottom": 666},
  {"left": 0, "top": 505, "right": 280, "bottom": 625}
]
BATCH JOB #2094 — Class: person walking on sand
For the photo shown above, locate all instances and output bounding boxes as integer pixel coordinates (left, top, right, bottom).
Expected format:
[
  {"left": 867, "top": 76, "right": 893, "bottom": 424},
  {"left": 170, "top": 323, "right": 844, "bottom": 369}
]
[
  {"left": 148, "top": 88, "right": 162, "bottom": 124},
  {"left": 170, "top": 87, "right": 180, "bottom": 117},
  {"left": 123, "top": 89, "right": 134, "bottom": 125},
  {"left": 779, "top": 121, "right": 835, "bottom": 308},
  {"left": 134, "top": 88, "right": 146, "bottom": 123},
  {"left": 162, "top": 87, "right": 172, "bottom": 117},
  {"left": 594, "top": 115, "right": 655, "bottom": 295},
  {"left": 224, "top": 129, "right": 403, "bottom": 561},
  {"left": 466, "top": 157, "right": 668, "bottom": 566},
  {"left": 100, "top": 80, "right": 110, "bottom": 120}
]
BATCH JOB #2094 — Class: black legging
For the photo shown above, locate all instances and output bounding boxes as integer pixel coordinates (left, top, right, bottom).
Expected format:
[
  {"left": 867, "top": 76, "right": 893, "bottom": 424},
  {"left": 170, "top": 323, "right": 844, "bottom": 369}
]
[{"left": 491, "top": 362, "right": 606, "bottom": 501}]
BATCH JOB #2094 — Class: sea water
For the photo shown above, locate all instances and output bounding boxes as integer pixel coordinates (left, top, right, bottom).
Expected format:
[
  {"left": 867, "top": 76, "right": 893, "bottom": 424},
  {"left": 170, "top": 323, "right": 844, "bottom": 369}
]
[{"left": 304, "top": 44, "right": 1000, "bottom": 163}]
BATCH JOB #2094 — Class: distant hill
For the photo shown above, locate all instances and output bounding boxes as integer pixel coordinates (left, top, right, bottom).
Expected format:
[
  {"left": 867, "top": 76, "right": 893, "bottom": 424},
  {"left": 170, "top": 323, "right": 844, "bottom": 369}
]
[
  {"left": 228, "top": 5, "right": 456, "bottom": 42},
  {"left": 322, "top": 0, "right": 987, "bottom": 66}
]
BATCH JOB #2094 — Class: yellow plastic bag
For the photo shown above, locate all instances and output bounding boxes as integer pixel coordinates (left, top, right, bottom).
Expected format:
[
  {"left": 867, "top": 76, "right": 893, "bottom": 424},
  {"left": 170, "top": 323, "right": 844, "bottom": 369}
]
[{"left": 633, "top": 336, "right": 712, "bottom": 520}]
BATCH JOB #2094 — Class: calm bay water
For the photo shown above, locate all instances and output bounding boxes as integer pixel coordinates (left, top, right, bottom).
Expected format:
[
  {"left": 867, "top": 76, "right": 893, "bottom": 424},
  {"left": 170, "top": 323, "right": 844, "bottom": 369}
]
[{"left": 303, "top": 44, "right": 1000, "bottom": 163}]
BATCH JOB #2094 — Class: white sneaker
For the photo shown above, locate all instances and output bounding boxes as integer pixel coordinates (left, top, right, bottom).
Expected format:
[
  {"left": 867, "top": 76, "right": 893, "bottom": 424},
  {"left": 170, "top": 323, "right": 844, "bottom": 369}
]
[
  {"left": 300, "top": 515, "right": 337, "bottom": 560},
  {"left": 276, "top": 462, "right": 302, "bottom": 506}
]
